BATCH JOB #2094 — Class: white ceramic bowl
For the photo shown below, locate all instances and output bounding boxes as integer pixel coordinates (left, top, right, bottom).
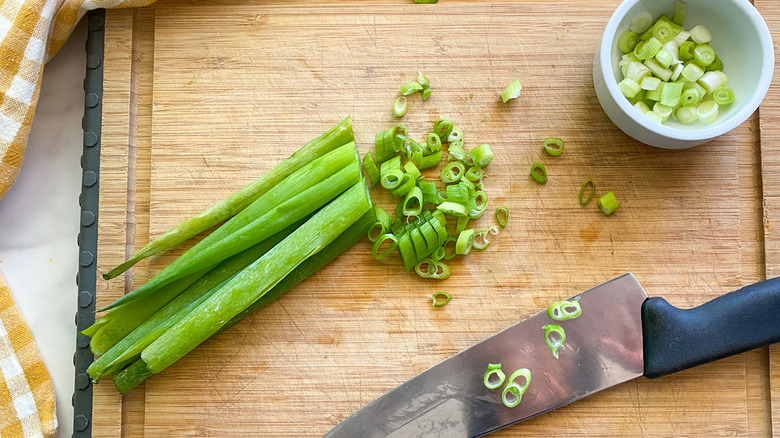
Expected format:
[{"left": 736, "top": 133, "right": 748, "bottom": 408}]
[{"left": 593, "top": 0, "right": 774, "bottom": 149}]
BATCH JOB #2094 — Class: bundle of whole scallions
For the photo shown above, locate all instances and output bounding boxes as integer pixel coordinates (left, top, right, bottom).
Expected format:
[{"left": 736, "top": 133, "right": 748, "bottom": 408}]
[{"left": 85, "top": 117, "right": 378, "bottom": 393}]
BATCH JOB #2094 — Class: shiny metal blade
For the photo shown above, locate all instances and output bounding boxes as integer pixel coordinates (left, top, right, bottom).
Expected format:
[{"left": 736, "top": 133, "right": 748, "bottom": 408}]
[{"left": 325, "top": 274, "right": 647, "bottom": 438}]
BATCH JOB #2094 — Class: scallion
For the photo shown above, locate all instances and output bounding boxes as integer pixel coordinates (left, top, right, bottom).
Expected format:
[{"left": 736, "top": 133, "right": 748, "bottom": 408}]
[
  {"left": 675, "top": 106, "right": 698, "bottom": 124},
  {"left": 617, "top": 30, "right": 638, "bottom": 53},
  {"left": 495, "top": 207, "right": 508, "bottom": 227},
  {"left": 543, "top": 137, "right": 564, "bottom": 157},
  {"left": 483, "top": 363, "right": 506, "bottom": 390},
  {"left": 579, "top": 179, "right": 595, "bottom": 206},
  {"left": 363, "top": 152, "right": 380, "bottom": 186},
  {"left": 501, "top": 368, "right": 531, "bottom": 408},
  {"left": 392, "top": 96, "right": 408, "bottom": 118},
  {"left": 597, "top": 191, "right": 621, "bottom": 215},
  {"left": 431, "top": 291, "right": 451, "bottom": 307},
  {"left": 400, "top": 82, "right": 424, "bottom": 95},
  {"left": 530, "top": 162, "right": 547, "bottom": 184},
  {"left": 441, "top": 162, "right": 466, "bottom": 184},
  {"left": 455, "top": 229, "right": 475, "bottom": 255},
  {"left": 543, "top": 324, "right": 566, "bottom": 359},
  {"left": 712, "top": 87, "right": 735, "bottom": 105},
  {"left": 547, "top": 299, "right": 582, "bottom": 321},
  {"left": 471, "top": 144, "right": 494, "bottom": 168},
  {"left": 689, "top": 24, "right": 711, "bottom": 44},
  {"left": 500, "top": 79, "right": 522, "bottom": 103}
]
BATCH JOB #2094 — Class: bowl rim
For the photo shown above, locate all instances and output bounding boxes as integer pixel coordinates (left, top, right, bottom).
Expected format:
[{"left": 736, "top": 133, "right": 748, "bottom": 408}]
[{"left": 599, "top": 0, "right": 775, "bottom": 141}]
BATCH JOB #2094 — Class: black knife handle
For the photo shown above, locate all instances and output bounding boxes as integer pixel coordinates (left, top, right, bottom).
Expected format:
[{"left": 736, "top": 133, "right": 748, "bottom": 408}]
[{"left": 642, "top": 277, "right": 780, "bottom": 379}]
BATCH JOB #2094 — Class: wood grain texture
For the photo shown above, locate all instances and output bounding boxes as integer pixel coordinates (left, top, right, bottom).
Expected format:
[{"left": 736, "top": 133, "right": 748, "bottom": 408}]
[
  {"left": 94, "top": 8, "right": 134, "bottom": 437},
  {"left": 756, "top": 0, "right": 780, "bottom": 435},
  {"left": 97, "top": 1, "right": 774, "bottom": 436}
]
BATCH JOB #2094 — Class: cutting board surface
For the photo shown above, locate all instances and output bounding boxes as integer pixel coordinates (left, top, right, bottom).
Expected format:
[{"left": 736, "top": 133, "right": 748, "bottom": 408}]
[{"left": 94, "top": 1, "right": 775, "bottom": 436}]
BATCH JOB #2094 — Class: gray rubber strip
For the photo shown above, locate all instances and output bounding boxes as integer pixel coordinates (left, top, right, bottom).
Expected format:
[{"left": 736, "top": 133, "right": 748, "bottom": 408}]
[{"left": 73, "top": 8, "right": 104, "bottom": 438}]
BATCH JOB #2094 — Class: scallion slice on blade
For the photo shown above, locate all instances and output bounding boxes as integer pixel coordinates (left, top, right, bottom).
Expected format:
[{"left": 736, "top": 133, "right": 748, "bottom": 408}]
[
  {"left": 392, "top": 96, "right": 408, "bottom": 118},
  {"left": 579, "top": 179, "right": 595, "bottom": 206},
  {"left": 431, "top": 291, "right": 452, "bottom": 307},
  {"left": 543, "top": 137, "right": 564, "bottom": 157},
  {"left": 501, "top": 368, "right": 531, "bottom": 408},
  {"left": 500, "top": 79, "right": 523, "bottom": 103},
  {"left": 530, "top": 162, "right": 547, "bottom": 184},
  {"left": 597, "top": 191, "right": 621, "bottom": 215},
  {"left": 547, "top": 299, "right": 582, "bottom": 321},
  {"left": 484, "top": 364, "right": 506, "bottom": 390},
  {"left": 400, "top": 82, "right": 424, "bottom": 95},
  {"left": 543, "top": 324, "right": 566, "bottom": 359},
  {"left": 712, "top": 87, "right": 735, "bottom": 105},
  {"left": 495, "top": 206, "right": 509, "bottom": 227}
]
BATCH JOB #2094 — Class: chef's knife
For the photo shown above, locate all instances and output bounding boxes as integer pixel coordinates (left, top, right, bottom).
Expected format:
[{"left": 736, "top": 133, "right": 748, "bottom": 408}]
[{"left": 324, "top": 274, "right": 780, "bottom": 438}]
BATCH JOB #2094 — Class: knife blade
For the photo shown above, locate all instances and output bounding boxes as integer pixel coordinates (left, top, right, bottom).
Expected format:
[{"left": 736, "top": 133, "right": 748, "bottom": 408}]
[{"left": 324, "top": 273, "right": 780, "bottom": 437}]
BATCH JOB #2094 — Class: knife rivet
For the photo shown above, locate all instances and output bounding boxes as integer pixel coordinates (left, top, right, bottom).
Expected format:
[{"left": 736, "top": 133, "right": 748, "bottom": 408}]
[
  {"left": 78, "top": 291, "right": 93, "bottom": 308},
  {"left": 81, "top": 211, "right": 95, "bottom": 226},
  {"left": 79, "top": 251, "right": 94, "bottom": 267},
  {"left": 83, "top": 171, "right": 97, "bottom": 187},
  {"left": 84, "top": 131, "right": 98, "bottom": 147},
  {"left": 74, "top": 414, "right": 89, "bottom": 431},
  {"left": 76, "top": 374, "right": 91, "bottom": 390},
  {"left": 87, "top": 54, "right": 101, "bottom": 69},
  {"left": 86, "top": 92, "right": 100, "bottom": 108}
]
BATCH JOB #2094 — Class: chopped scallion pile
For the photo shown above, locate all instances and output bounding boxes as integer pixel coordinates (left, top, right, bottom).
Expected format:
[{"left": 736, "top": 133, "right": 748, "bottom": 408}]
[{"left": 617, "top": 2, "right": 735, "bottom": 125}]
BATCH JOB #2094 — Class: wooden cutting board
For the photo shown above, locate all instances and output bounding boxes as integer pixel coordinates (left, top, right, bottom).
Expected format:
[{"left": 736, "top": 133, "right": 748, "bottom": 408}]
[{"left": 93, "top": 0, "right": 779, "bottom": 436}]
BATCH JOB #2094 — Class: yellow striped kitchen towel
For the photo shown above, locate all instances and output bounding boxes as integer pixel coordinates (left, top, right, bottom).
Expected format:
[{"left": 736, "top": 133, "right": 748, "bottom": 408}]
[
  {"left": 0, "top": 0, "right": 157, "bottom": 436},
  {"left": 0, "top": 274, "right": 56, "bottom": 437}
]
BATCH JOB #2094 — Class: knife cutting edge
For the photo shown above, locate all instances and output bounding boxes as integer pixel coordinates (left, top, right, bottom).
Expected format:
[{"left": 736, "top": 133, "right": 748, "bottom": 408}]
[{"left": 324, "top": 274, "right": 780, "bottom": 437}]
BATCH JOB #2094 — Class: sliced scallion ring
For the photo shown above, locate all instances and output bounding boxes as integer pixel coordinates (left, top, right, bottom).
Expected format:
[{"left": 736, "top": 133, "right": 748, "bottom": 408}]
[
  {"left": 392, "top": 96, "right": 408, "bottom": 118},
  {"left": 483, "top": 364, "right": 506, "bottom": 390},
  {"left": 543, "top": 324, "right": 566, "bottom": 359},
  {"left": 431, "top": 291, "right": 451, "bottom": 307},
  {"left": 543, "top": 137, "right": 564, "bottom": 157},
  {"left": 495, "top": 206, "right": 509, "bottom": 227},
  {"left": 530, "top": 162, "right": 547, "bottom": 184},
  {"left": 579, "top": 179, "right": 595, "bottom": 206},
  {"left": 501, "top": 368, "right": 531, "bottom": 408}
]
